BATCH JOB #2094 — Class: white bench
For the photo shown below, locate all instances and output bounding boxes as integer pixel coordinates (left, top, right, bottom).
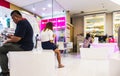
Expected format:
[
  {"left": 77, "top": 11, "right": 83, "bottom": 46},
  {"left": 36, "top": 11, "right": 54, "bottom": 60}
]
[
  {"left": 80, "top": 47, "right": 114, "bottom": 59},
  {"left": 8, "top": 50, "right": 56, "bottom": 76}
]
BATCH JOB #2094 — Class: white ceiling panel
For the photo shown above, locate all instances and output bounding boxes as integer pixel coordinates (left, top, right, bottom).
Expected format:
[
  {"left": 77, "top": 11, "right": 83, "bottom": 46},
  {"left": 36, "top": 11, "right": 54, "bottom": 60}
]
[
  {"left": 56, "top": 0, "right": 120, "bottom": 14},
  {"left": 5, "top": 0, "right": 120, "bottom": 17},
  {"left": 22, "top": 0, "right": 65, "bottom": 17}
]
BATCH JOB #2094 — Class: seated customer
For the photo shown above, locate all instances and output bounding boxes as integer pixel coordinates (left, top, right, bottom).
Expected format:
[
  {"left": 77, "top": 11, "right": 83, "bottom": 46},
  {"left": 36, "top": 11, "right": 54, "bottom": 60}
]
[
  {"left": 41, "top": 22, "right": 64, "bottom": 68},
  {"left": 0, "top": 10, "right": 34, "bottom": 76}
]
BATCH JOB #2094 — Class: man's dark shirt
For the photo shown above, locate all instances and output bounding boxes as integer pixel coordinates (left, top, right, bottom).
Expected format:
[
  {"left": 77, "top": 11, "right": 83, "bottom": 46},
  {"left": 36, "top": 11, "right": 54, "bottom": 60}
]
[{"left": 14, "top": 19, "right": 34, "bottom": 51}]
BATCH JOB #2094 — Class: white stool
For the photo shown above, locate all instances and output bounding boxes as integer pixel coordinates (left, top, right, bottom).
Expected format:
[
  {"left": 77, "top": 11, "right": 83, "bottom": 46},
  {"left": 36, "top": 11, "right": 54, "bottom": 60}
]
[{"left": 8, "top": 50, "right": 56, "bottom": 76}]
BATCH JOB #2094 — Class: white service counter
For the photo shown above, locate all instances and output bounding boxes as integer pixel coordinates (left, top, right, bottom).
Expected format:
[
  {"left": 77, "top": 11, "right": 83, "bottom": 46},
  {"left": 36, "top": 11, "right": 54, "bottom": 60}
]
[
  {"left": 80, "top": 43, "right": 119, "bottom": 59},
  {"left": 109, "top": 53, "right": 120, "bottom": 76},
  {"left": 91, "top": 43, "right": 119, "bottom": 52}
]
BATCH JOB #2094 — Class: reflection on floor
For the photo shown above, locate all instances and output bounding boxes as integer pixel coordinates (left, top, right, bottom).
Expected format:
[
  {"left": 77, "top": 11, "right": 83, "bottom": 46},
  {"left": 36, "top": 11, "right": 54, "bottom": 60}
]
[{"left": 56, "top": 53, "right": 109, "bottom": 76}]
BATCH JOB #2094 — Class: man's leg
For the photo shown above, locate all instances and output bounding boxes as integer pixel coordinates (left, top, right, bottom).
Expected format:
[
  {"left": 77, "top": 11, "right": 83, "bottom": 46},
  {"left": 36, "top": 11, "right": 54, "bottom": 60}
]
[
  {"left": 0, "top": 45, "right": 9, "bottom": 73},
  {"left": 0, "top": 43, "right": 24, "bottom": 73}
]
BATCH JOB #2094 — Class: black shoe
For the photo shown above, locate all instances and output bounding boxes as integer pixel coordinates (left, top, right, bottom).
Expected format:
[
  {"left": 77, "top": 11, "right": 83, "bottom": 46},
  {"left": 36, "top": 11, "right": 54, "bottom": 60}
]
[{"left": 0, "top": 72, "right": 9, "bottom": 76}]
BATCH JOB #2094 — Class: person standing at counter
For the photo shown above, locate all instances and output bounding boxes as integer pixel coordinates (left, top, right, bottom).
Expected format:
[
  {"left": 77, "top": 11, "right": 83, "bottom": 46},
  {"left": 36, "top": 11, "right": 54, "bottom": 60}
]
[
  {"left": 83, "top": 33, "right": 93, "bottom": 48},
  {"left": 41, "top": 22, "right": 64, "bottom": 68}
]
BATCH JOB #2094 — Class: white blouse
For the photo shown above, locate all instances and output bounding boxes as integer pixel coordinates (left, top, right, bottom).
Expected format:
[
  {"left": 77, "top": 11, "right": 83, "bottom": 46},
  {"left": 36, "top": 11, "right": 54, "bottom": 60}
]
[{"left": 41, "top": 29, "right": 54, "bottom": 42}]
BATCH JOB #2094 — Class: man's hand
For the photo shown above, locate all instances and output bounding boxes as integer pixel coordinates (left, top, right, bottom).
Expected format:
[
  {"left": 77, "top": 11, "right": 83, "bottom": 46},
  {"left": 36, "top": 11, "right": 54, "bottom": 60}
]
[
  {"left": 3, "top": 39, "right": 11, "bottom": 44},
  {"left": 4, "top": 35, "right": 22, "bottom": 43},
  {"left": 6, "top": 34, "right": 13, "bottom": 38}
]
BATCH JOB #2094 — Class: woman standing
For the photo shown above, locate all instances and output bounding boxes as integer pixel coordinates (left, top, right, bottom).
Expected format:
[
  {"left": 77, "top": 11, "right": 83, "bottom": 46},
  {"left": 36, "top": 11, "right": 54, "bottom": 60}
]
[
  {"left": 41, "top": 22, "right": 64, "bottom": 68},
  {"left": 83, "top": 33, "right": 93, "bottom": 48}
]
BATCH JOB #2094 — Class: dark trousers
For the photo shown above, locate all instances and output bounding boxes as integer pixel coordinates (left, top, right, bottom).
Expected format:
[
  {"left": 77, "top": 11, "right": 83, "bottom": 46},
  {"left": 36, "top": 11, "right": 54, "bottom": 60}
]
[{"left": 0, "top": 43, "right": 24, "bottom": 72}]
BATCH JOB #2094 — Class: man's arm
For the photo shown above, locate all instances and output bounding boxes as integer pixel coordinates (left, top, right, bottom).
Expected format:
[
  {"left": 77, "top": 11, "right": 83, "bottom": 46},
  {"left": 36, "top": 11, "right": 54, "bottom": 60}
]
[{"left": 4, "top": 35, "right": 22, "bottom": 43}]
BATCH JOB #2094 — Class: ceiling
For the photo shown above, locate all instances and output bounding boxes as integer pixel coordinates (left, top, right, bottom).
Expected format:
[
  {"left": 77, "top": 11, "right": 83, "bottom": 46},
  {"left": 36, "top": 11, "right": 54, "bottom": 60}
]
[{"left": 5, "top": 0, "right": 120, "bottom": 17}]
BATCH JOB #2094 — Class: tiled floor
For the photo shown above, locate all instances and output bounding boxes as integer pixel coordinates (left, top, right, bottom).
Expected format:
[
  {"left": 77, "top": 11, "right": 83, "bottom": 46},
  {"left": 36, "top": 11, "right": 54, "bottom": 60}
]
[{"left": 56, "top": 53, "right": 109, "bottom": 76}]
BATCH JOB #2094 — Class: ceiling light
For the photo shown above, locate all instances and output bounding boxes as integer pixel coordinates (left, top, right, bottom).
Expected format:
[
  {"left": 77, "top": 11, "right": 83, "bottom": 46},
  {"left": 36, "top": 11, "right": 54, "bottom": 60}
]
[
  {"left": 48, "top": 4, "right": 52, "bottom": 8},
  {"left": 32, "top": 4, "right": 36, "bottom": 11},
  {"left": 110, "top": 0, "right": 120, "bottom": 5},
  {"left": 32, "top": 7, "right": 36, "bottom": 11},
  {"left": 42, "top": 8, "right": 46, "bottom": 11}
]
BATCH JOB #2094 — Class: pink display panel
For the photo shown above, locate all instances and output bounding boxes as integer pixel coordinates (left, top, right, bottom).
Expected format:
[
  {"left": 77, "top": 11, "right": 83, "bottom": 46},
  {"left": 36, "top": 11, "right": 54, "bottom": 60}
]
[
  {"left": 40, "top": 17, "right": 66, "bottom": 31},
  {"left": 49, "top": 18, "right": 57, "bottom": 26},
  {"left": 40, "top": 19, "right": 49, "bottom": 31},
  {"left": 40, "top": 17, "right": 66, "bottom": 42},
  {"left": 57, "top": 17, "right": 65, "bottom": 28}
]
